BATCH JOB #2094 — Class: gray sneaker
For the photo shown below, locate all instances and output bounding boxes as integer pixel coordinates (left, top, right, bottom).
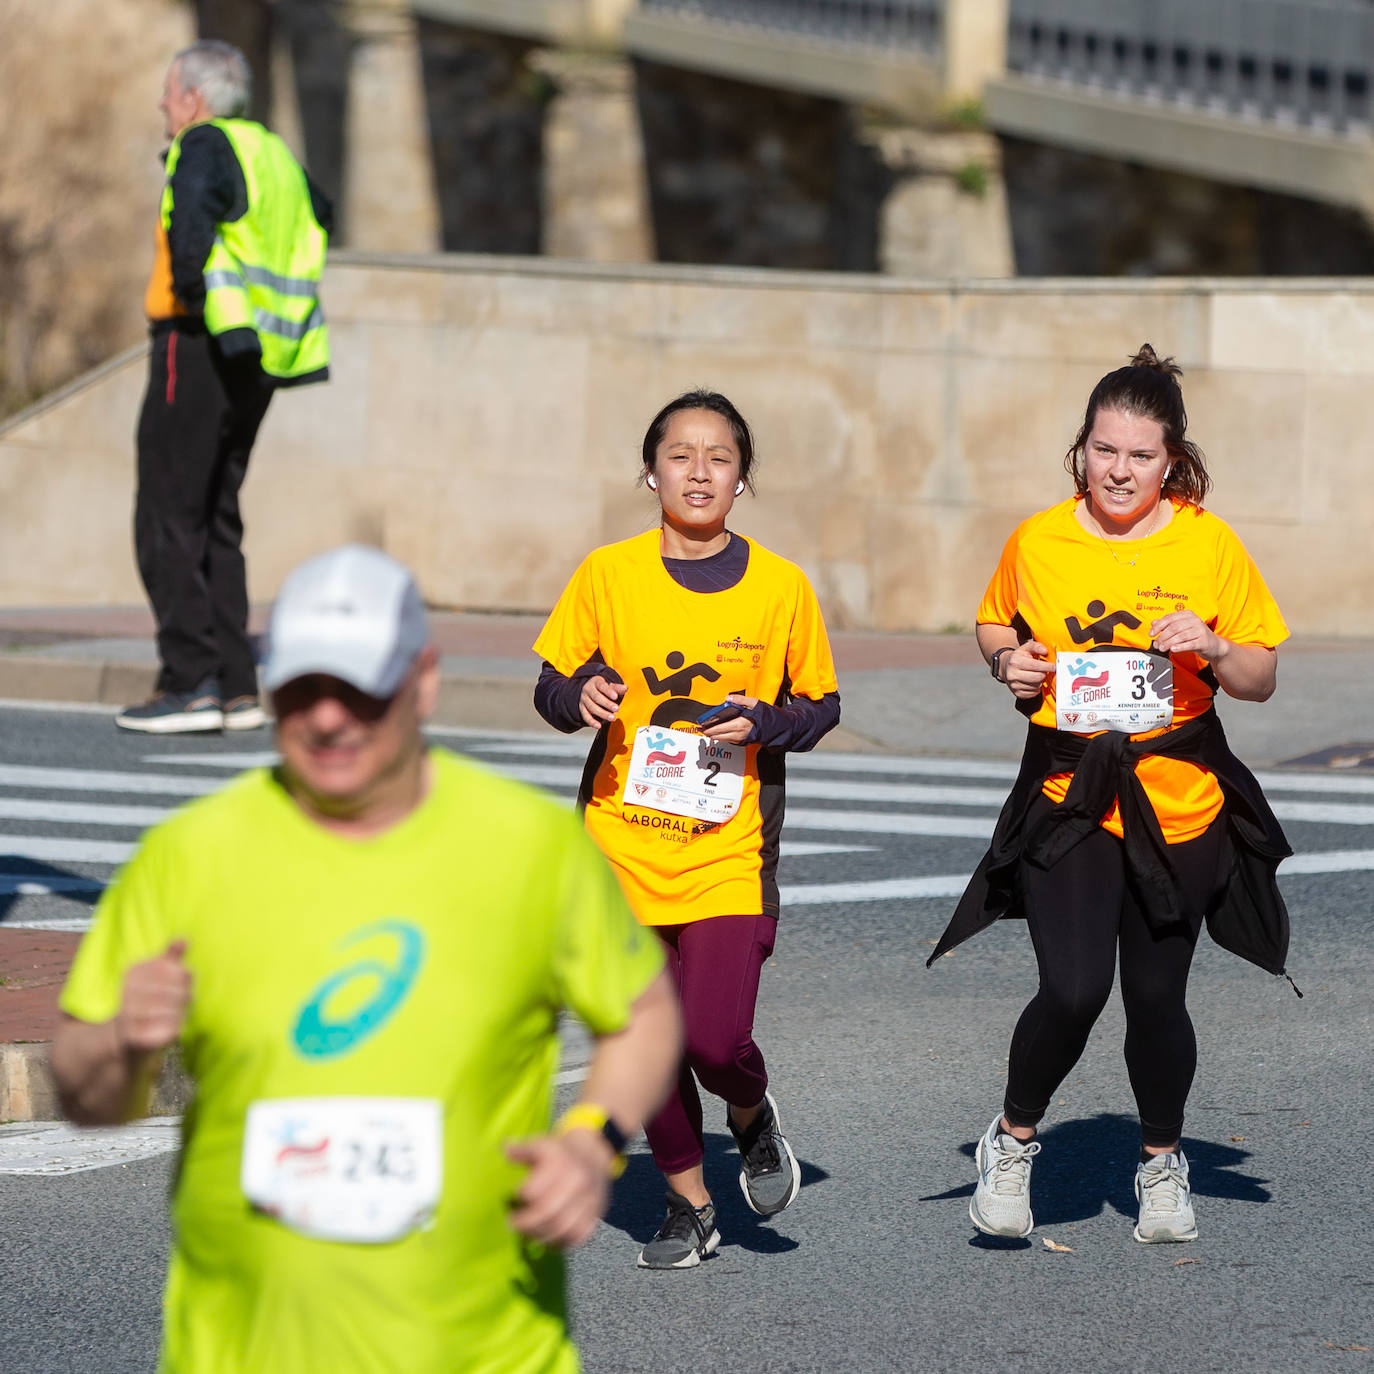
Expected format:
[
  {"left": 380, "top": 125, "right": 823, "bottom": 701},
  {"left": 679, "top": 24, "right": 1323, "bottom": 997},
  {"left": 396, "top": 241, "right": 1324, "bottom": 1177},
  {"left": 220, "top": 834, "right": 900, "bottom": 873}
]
[
  {"left": 728, "top": 1090, "right": 800, "bottom": 1217},
  {"left": 1134, "top": 1150, "right": 1198, "bottom": 1243},
  {"left": 970, "top": 1115, "right": 1041, "bottom": 1238},
  {"left": 637, "top": 1191, "right": 720, "bottom": 1269}
]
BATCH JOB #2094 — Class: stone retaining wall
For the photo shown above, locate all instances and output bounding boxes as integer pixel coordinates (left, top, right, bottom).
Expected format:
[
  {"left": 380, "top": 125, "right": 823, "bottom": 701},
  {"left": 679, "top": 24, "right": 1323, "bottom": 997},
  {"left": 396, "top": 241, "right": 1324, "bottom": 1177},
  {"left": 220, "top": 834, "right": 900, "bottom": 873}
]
[{"left": 2, "top": 254, "right": 1370, "bottom": 634}]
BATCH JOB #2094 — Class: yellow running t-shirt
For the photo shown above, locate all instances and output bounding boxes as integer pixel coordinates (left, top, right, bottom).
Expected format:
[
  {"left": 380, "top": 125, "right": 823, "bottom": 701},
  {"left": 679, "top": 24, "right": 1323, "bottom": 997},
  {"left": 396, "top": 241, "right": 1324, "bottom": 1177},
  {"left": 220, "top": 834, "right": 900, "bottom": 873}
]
[
  {"left": 60, "top": 750, "right": 662, "bottom": 1374},
  {"left": 533, "top": 530, "right": 838, "bottom": 926},
  {"left": 978, "top": 497, "right": 1289, "bottom": 842}
]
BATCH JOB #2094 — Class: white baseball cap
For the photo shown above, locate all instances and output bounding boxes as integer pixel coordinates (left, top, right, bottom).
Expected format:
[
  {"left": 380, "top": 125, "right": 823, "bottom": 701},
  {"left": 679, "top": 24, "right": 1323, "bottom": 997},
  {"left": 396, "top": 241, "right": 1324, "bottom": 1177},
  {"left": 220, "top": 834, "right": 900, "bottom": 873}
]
[{"left": 262, "top": 545, "right": 428, "bottom": 697}]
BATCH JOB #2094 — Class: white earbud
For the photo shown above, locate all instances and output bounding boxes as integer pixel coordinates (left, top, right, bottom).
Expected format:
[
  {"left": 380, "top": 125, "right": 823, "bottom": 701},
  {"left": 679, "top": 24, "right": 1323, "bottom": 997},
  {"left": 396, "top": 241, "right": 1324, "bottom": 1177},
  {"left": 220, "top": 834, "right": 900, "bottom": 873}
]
[
  {"left": 645, "top": 474, "right": 657, "bottom": 491},
  {"left": 1162, "top": 464, "right": 1172, "bottom": 484},
  {"left": 734, "top": 480, "right": 746, "bottom": 496}
]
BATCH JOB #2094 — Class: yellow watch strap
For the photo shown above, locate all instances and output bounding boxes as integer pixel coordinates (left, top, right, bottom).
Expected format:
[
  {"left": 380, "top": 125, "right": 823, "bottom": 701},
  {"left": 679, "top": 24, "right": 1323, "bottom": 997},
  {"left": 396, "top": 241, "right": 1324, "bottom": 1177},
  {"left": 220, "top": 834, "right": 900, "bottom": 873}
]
[{"left": 555, "top": 1104, "right": 627, "bottom": 1178}]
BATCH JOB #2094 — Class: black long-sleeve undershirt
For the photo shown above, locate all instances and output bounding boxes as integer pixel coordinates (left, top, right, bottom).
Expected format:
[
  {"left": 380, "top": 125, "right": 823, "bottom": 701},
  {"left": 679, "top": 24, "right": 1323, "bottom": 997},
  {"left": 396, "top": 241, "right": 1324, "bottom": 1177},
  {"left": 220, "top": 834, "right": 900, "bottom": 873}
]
[{"left": 533, "top": 533, "right": 840, "bottom": 750}]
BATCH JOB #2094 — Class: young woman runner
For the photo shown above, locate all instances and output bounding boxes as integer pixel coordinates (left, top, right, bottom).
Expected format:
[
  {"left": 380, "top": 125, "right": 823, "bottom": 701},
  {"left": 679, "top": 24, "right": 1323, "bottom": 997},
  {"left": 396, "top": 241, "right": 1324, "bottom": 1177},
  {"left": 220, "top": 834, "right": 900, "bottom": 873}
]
[
  {"left": 931, "top": 346, "right": 1295, "bottom": 1244},
  {"left": 533, "top": 389, "right": 840, "bottom": 1268}
]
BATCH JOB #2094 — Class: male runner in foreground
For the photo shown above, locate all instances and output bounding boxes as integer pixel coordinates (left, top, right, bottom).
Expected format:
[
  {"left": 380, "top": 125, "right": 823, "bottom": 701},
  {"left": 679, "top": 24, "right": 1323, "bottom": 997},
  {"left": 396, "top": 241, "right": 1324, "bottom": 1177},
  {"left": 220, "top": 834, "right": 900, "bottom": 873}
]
[{"left": 54, "top": 543, "right": 681, "bottom": 1372}]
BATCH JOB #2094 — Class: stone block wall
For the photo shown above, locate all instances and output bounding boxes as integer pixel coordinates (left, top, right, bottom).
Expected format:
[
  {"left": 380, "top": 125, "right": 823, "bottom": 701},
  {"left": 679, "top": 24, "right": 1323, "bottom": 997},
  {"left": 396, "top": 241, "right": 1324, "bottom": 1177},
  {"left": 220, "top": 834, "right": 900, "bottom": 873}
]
[{"left": 2, "top": 256, "right": 1370, "bottom": 636}]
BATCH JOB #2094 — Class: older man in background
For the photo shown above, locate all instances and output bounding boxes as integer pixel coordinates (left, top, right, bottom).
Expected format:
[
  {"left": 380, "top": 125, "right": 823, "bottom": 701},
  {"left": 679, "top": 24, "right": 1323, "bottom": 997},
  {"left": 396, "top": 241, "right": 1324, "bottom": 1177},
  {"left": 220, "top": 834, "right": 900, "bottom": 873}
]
[{"left": 118, "top": 39, "right": 332, "bottom": 734}]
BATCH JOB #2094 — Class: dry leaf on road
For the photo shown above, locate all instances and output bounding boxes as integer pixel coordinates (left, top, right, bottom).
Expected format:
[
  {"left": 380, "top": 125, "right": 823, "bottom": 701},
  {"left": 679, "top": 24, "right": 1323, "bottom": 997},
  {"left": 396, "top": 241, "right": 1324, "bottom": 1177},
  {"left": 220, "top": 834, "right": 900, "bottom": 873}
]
[
  {"left": 1173, "top": 1258, "right": 1199, "bottom": 1267},
  {"left": 1041, "top": 1237, "right": 1073, "bottom": 1253}
]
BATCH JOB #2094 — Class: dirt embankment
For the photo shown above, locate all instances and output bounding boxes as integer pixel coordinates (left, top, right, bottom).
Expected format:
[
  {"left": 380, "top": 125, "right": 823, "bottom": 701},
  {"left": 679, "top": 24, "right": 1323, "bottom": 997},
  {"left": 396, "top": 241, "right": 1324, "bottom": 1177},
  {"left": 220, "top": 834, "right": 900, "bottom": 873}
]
[{"left": 0, "top": 0, "right": 192, "bottom": 419}]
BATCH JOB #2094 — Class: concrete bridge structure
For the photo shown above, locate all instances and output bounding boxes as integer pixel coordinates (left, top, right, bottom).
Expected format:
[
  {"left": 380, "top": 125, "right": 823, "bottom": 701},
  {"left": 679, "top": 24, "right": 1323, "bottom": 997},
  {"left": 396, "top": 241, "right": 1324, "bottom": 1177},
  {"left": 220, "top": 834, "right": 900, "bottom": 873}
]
[{"left": 410, "top": 0, "right": 1374, "bottom": 225}]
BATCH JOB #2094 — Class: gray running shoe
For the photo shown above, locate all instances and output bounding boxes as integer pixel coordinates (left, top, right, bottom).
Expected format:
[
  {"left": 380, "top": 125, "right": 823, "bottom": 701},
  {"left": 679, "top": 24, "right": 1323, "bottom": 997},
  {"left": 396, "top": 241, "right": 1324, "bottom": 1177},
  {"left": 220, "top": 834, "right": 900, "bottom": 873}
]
[
  {"left": 1134, "top": 1150, "right": 1198, "bottom": 1243},
  {"left": 637, "top": 1191, "right": 720, "bottom": 1269},
  {"left": 728, "top": 1090, "right": 800, "bottom": 1217},
  {"left": 970, "top": 1115, "right": 1041, "bottom": 1238}
]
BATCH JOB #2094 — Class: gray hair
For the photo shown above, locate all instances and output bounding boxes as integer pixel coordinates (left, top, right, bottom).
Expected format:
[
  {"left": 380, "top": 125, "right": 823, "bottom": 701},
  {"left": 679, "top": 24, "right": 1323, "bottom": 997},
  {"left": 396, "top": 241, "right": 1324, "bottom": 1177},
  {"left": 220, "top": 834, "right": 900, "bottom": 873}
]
[{"left": 173, "top": 40, "right": 252, "bottom": 119}]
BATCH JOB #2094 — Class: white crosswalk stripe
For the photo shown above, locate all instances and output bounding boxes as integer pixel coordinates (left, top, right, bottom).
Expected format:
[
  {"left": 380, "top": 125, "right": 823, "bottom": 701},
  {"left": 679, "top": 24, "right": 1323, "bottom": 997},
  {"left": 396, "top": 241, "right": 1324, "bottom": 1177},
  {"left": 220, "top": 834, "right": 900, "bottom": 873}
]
[{"left": 3, "top": 733, "right": 1374, "bottom": 934}]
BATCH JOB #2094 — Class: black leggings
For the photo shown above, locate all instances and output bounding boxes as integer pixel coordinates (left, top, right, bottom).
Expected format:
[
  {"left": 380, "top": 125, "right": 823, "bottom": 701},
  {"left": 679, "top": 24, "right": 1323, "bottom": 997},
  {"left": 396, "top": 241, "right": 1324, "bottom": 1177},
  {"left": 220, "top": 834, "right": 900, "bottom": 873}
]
[{"left": 1002, "top": 797, "right": 1230, "bottom": 1148}]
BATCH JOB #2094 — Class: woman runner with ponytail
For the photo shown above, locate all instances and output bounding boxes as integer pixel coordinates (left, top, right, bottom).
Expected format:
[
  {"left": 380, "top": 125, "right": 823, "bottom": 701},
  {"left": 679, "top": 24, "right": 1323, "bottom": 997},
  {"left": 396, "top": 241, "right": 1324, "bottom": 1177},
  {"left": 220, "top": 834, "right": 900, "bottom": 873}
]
[
  {"left": 932, "top": 345, "right": 1295, "bottom": 1244},
  {"left": 533, "top": 390, "right": 839, "bottom": 1268}
]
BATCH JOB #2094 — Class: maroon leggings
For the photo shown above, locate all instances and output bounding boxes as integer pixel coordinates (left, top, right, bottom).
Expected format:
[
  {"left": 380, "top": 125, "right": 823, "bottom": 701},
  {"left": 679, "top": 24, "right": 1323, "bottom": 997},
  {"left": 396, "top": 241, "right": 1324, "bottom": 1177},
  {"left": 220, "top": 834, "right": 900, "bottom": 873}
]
[{"left": 643, "top": 914, "right": 778, "bottom": 1176}]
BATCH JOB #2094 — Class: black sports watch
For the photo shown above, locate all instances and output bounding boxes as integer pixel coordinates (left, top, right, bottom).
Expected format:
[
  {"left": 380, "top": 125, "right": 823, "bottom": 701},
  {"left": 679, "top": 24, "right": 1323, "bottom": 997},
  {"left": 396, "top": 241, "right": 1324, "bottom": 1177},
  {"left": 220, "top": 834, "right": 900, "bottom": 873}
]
[{"left": 989, "top": 647, "right": 1014, "bottom": 683}]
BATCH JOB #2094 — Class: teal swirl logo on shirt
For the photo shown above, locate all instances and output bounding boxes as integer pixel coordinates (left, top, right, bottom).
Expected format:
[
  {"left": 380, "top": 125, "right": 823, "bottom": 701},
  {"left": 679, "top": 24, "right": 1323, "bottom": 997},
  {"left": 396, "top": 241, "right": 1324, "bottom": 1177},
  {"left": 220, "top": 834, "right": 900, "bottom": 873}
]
[{"left": 292, "top": 920, "right": 425, "bottom": 1059}]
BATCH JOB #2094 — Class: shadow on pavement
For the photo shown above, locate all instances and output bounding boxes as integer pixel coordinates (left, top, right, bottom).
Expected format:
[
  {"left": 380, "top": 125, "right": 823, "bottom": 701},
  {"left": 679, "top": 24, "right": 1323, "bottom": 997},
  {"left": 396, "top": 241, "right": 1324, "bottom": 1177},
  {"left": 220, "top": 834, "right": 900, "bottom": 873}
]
[
  {"left": 0, "top": 857, "right": 101, "bottom": 921},
  {"left": 920, "top": 1111, "right": 1270, "bottom": 1226},
  {"left": 604, "top": 1130, "right": 829, "bottom": 1256}
]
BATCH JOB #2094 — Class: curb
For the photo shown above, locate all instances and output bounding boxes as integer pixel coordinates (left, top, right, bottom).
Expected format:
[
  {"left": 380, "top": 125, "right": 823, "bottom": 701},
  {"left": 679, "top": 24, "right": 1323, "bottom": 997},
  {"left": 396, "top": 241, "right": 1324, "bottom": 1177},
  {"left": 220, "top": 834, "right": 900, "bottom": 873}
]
[{"left": 1, "top": 1043, "right": 192, "bottom": 1123}]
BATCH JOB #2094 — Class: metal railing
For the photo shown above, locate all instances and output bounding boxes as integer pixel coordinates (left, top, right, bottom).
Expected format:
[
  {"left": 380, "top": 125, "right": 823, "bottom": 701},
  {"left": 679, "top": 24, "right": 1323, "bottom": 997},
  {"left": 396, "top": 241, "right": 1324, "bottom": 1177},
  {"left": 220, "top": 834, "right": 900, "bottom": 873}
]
[
  {"left": 636, "top": 0, "right": 943, "bottom": 54},
  {"left": 1006, "top": 0, "right": 1374, "bottom": 131}
]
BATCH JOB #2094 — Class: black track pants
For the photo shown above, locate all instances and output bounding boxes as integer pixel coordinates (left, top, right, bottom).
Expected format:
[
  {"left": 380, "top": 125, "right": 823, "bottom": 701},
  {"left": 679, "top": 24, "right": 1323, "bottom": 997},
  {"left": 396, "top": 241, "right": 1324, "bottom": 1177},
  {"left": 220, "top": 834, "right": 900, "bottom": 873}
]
[
  {"left": 134, "top": 327, "right": 272, "bottom": 700},
  {"left": 1001, "top": 796, "right": 1230, "bottom": 1147}
]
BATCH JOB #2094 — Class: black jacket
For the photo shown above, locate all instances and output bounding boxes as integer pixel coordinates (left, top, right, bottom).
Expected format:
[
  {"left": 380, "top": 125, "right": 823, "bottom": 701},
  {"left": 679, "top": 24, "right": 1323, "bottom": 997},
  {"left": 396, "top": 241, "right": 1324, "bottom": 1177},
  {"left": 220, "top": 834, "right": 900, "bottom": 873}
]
[{"left": 929, "top": 708, "right": 1297, "bottom": 990}]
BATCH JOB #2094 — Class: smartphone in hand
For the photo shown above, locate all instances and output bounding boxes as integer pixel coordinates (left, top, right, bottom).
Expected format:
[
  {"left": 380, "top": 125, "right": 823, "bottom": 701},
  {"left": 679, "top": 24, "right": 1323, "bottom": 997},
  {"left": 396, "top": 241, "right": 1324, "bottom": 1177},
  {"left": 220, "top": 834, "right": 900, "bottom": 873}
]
[{"left": 696, "top": 702, "right": 743, "bottom": 726}]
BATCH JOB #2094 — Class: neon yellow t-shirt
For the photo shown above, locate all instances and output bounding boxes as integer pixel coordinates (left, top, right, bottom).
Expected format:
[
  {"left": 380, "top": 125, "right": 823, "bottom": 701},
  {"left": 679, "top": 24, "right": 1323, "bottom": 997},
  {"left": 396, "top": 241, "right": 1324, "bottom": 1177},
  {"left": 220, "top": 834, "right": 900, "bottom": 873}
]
[
  {"left": 533, "top": 530, "right": 839, "bottom": 926},
  {"left": 60, "top": 749, "right": 662, "bottom": 1374}
]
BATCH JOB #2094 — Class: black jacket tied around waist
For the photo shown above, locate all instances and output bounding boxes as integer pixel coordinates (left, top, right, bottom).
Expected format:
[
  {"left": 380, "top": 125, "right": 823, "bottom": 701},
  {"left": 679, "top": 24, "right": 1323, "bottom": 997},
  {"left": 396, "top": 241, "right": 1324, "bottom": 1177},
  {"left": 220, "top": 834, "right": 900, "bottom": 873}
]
[{"left": 929, "top": 708, "right": 1297, "bottom": 989}]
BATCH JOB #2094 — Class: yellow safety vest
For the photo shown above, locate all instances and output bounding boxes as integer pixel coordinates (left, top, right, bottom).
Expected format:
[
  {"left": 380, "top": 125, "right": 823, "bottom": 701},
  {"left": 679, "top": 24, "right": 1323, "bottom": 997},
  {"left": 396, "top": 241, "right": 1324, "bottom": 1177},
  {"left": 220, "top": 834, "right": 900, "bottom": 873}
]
[{"left": 163, "top": 118, "right": 329, "bottom": 383}]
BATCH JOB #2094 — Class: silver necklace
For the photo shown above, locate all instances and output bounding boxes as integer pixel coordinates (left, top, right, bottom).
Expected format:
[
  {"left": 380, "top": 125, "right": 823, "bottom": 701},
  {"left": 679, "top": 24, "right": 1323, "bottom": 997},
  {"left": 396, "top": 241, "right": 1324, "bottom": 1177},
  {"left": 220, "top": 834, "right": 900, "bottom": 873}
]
[{"left": 1088, "top": 499, "right": 1164, "bottom": 568}]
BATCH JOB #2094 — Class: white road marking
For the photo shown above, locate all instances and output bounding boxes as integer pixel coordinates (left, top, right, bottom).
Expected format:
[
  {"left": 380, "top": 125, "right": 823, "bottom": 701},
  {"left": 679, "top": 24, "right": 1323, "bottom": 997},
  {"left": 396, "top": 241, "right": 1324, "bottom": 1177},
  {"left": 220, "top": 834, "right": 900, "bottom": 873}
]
[
  {"left": 0, "top": 835, "right": 133, "bottom": 864},
  {"left": 1, "top": 916, "right": 98, "bottom": 930},
  {"left": 1279, "top": 849, "right": 1374, "bottom": 874},
  {"left": 0, "top": 1118, "right": 180, "bottom": 1175},
  {"left": 142, "top": 752, "right": 277, "bottom": 768},
  {"left": 0, "top": 765, "right": 219, "bottom": 798},
  {"left": 1270, "top": 800, "right": 1374, "bottom": 826},
  {"left": 784, "top": 809, "right": 995, "bottom": 839},
  {"left": 0, "top": 797, "right": 172, "bottom": 827},
  {"left": 780, "top": 842, "right": 876, "bottom": 857},
  {"left": 780, "top": 874, "right": 971, "bottom": 905}
]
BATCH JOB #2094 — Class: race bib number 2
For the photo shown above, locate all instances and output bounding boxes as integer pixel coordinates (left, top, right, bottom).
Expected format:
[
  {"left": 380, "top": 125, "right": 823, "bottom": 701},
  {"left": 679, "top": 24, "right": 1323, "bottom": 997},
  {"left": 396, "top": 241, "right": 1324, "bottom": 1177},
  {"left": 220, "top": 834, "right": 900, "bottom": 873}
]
[
  {"left": 1055, "top": 648, "right": 1173, "bottom": 735},
  {"left": 622, "top": 725, "right": 745, "bottom": 823},
  {"left": 241, "top": 1097, "right": 442, "bottom": 1244}
]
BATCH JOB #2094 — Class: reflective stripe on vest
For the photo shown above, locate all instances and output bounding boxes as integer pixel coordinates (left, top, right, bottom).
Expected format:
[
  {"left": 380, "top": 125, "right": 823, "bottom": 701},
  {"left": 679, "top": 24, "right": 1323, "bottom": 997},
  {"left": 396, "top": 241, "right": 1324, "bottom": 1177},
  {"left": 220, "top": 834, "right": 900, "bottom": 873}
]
[{"left": 163, "top": 119, "right": 328, "bottom": 380}]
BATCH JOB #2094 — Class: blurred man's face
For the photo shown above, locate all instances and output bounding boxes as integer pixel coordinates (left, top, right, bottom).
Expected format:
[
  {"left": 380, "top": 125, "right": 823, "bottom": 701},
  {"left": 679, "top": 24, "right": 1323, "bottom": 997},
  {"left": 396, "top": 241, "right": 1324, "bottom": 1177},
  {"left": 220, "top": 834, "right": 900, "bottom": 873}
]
[
  {"left": 271, "top": 651, "right": 439, "bottom": 825},
  {"left": 159, "top": 61, "right": 204, "bottom": 140}
]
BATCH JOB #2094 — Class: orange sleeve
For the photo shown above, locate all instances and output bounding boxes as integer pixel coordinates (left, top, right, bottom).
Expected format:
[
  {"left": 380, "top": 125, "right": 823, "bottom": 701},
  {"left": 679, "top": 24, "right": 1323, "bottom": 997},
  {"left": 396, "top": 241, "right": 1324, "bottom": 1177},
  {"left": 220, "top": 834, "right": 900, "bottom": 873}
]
[
  {"left": 976, "top": 522, "right": 1023, "bottom": 625},
  {"left": 532, "top": 553, "right": 604, "bottom": 675},
  {"left": 1211, "top": 518, "right": 1289, "bottom": 648},
  {"left": 784, "top": 571, "right": 839, "bottom": 699}
]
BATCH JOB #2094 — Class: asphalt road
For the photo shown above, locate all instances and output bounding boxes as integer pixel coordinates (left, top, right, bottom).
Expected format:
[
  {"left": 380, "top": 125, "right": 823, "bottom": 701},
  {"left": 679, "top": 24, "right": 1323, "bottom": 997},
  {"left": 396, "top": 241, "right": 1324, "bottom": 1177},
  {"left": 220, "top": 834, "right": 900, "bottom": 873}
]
[{"left": 1, "top": 705, "right": 1370, "bottom": 1373}]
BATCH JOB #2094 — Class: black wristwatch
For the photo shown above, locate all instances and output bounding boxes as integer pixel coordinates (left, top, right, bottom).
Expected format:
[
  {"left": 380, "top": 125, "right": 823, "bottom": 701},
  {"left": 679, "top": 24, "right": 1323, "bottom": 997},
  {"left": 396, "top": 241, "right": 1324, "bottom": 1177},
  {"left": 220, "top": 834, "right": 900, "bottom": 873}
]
[{"left": 989, "top": 647, "right": 1014, "bottom": 683}]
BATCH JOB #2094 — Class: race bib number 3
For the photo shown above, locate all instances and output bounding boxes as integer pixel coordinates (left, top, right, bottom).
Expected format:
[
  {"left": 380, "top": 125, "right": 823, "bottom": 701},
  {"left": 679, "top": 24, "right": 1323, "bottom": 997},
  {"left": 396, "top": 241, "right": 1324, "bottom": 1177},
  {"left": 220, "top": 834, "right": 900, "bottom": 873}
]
[
  {"left": 1055, "top": 648, "right": 1174, "bottom": 735},
  {"left": 622, "top": 725, "right": 746, "bottom": 823},
  {"left": 241, "top": 1097, "right": 442, "bottom": 1244}
]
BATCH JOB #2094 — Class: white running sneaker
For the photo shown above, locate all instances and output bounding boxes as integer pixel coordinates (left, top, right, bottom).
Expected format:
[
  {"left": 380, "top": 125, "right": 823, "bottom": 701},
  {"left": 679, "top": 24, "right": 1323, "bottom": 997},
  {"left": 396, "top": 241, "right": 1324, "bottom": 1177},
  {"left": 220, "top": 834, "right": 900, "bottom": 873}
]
[
  {"left": 970, "top": 1115, "right": 1041, "bottom": 1238},
  {"left": 1134, "top": 1150, "right": 1198, "bottom": 1243}
]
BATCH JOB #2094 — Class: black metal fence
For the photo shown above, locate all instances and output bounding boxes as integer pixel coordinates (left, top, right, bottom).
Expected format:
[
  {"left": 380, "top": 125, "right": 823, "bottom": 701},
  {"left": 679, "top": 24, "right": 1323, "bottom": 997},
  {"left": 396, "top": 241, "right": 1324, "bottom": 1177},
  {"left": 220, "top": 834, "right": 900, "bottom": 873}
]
[
  {"left": 1006, "top": 1, "right": 1373, "bottom": 130},
  {"left": 636, "top": 1, "right": 1374, "bottom": 132},
  {"left": 636, "top": 0, "right": 943, "bottom": 54}
]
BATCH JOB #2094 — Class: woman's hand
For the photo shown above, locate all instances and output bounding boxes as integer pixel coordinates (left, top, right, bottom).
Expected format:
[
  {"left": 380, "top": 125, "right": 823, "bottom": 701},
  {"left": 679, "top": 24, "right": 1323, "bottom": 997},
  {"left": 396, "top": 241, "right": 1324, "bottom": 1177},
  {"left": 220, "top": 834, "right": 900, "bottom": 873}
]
[
  {"left": 1150, "top": 611, "right": 1277, "bottom": 701},
  {"left": 701, "top": 694, "right": 757, "bottom": 743},
  {"left": 579, "top": 676, "right": 627, "bottom": 728},
  {"left": 1002, "top": 642, "right": 1053, "bottom": 700},
  {"left": 1150, "top": 610, "right": 1220, "bottom": 660}
]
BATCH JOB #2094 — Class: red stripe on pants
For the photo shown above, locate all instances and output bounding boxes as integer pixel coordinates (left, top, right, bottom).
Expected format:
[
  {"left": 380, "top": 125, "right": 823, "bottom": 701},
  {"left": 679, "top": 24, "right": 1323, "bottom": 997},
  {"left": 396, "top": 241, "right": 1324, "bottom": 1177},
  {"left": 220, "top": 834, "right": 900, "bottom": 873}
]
[{"left": 165, "top": 331, "right": 178, "bottom": 406}]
